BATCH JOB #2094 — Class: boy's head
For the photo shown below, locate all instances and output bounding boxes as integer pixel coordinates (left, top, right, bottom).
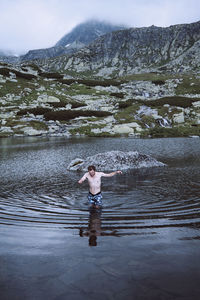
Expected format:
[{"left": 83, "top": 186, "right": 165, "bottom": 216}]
[{"left": 88, "top": 165, "right": 96, "bottom": 177}]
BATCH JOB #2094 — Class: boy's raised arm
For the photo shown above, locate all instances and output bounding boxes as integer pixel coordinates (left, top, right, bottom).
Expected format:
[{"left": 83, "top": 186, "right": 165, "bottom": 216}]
[
  {"left": 78, "top": 173, "right": 88, "bottom": 184},
  {"left": 101, "top": 170, "right": 122, "bottom": 177}
]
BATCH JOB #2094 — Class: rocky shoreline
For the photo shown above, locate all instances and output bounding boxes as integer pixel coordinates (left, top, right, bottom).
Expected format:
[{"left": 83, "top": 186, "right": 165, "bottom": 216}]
[{"left": 0, "top": 63, "right": 200, "bottom": 139}]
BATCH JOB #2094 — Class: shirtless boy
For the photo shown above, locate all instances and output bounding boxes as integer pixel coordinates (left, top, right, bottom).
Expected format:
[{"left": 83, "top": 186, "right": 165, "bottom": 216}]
[{"left": 78, "top": 165, "right": 122, "bottom": 207}]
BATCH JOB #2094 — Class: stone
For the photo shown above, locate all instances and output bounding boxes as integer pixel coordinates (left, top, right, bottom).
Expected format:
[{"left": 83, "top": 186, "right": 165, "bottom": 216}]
[
  {"left": 22, "top": 127, "right": 47, "bottom": 136},
  {"left": 113, "top": 125, "right": 134, "bottom": 134},
  {"left": 37, "top": 95, "right": 60, "bottom": 103},
  {"left": 0, "top": 112, "right": 15, "bottom": 119},
  {"left": 91, "top": 126, "right": 112, "bottom": 134},
  {"left": 48, "top": 125, "right": 60, "bottom": 133},
  {"left": 0, "top": 126, "right": 13, "bottom": 133},
  {"left": 192, "top": 101, "right": 200, "bottom": 108},
  {"left": 123, "top": 122, "right": 143, "bottom": 132},
  {"left": 24, "top": 88, "right": 32, "bottom": 93},
  {"left": 100, "top": 106, "right": 114, "bottom": 112},
  {"left": 173, "top": 112, "right": 185, "bottom": 123},
  {"left": 67, "top": 150, "right": 166, "bottom": 171}
]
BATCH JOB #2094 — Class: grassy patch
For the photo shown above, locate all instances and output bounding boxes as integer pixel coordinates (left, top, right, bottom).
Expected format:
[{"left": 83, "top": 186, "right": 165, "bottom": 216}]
[
  {"left": 5, "top": 118, "right": 26, "bottom": 127},
  {"left": 65, "top": 83, "right": 99, "bottom": 96},
  {"left": 29, "top": 121, "right": 48, "bottom": 130},
  {"left": 120, "top": 73, "right": 176, "bottom": 82},
  {"left": 60, "top": 78, "right": 126, "bottom": 87},
  {"left": 69, "top": 124, "right": 104, "bottom": 135},
  {"left": 147, "top": 125, "right": 200, "bottom": 138},
  {"left": 0, "top": 78, "right": 34, "bottom": 98},
  {"left": 44, "top": 110, "right": 112, "bottom": 121},
  {"left": 176, "top": 77, "right": 200, "bottom": 95},
  {"left": 21, "top": 63, "right": 42, "bottom": 72},
  {"left": 118, "top": 99, "right": 138, "bottom": 109},
  {"left": 38, "top": 71, "right": 63, "bottom": 79},
  {"left": 125, "top": 96, "right": 199, "bottom": 109},
  {"left": 114, "top": 104, "right": 140, "bottom": 123},
  {"left": 47, "top": 100, "right": 87, "bottom": 109},
  {"left": 0, "top": 132, "right": 13, "bottom": 138},
  {"left": 69, "top": 124, "right": 118, "bottom": 137},
  {"left": 17, "top": 107, "right": 52, "bottom": 116},
  {"left": 0, "top": 67, "right": 37, "bottom": 80},
  {"left": 110, "top": 92, "right": 124, "bottom": 98},
  {"left": 139, "top": 115, "right": 155, "bottom": 128},
  {"left": 152, "top": 80, "right": 165, "bottom": 85}
]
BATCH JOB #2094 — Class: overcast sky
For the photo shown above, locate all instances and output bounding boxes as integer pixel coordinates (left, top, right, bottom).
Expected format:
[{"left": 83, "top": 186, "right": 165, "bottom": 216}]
[{"left": 0, "top": 0, "right": 199, "bottom": 55}]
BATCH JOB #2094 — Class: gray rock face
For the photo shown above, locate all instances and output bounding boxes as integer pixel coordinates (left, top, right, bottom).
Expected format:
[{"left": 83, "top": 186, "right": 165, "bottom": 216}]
[
  {"left": 50, "top": 20, "right": 200, "bottom": 74},
  {"left": 1, "top": 20, "right": 125, "bottom": 64},
  {"left": 67, "top": 151, "right": 166, "bottom": 171},
  {"left": 20, "top": 46, "right": 68, "bottom": 62}
]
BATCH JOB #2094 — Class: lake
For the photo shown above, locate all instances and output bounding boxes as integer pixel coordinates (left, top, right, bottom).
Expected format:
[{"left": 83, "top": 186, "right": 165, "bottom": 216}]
[{"left": 0, "top": 137, "right": 200, "bottom": 300}]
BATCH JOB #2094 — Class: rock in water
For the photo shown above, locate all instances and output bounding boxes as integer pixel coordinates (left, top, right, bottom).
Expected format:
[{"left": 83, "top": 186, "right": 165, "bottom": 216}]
[{"left": 67, "top": 151, "right": 166, "bottom": 171}]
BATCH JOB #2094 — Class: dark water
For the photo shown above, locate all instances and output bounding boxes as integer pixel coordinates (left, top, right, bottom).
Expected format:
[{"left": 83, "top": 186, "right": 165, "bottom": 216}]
[{"left": 0, "top": 137, "right": 200, "bottom": 300}]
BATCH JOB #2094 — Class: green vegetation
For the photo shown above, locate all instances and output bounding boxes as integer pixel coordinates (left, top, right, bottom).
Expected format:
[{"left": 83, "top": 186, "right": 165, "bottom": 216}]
[
  {"left": 0, "top": 67, "right": 36, "bottom": 80},
  {"left": 44, "top": 110, "right": 112, "bottom": 121},
  {"left": 69, "top": 124, "right": 119, "bottom": 137},
  {"left": 146, "top": 125, "right": 200, "bottom": 138},
  {"left": 69, "top": 124, "right": 104, "bottom": 135},
  {"left": 5, "top": 118, "right": 25, "bottom": 127},
  {"left": 0, "top": 78, "right": 34, "bottom": 99},
  {"left": 118, "top": 99, "right": 137, "bottom": 109},
  {"left": 60, "top": 78, "right": 126, "bottom": 87},
  {"left": 29, "top": 121, "right": 48, "bottom": 130},
  {"left": 21, "top": 63, "right": 41, "bottom": 72},
  {"left": 139, "top": 96, "right": 198, "bottom": 108},
  {"left": 176, "top": 76, "right": 200, "bottom": 95},
  {"left": 120, "top": 72, "right": 176, "bottom": 82},
  {"left": 47, "top": 100, "right": 87, "bottom": 109},
  {"left": 110, "top": 92, "right": 124, "bottom": 98},
  {"left": 17, "top": 107, "right": 52, "bottom": 116},
  {"left": 114, "top": 104, "right": 140, "bottom": 123},
  {"left": 151, "top": 80, "right": 165, "bottom": 85},
  {"left": 119, "top": 96, "right": 199, "bottom": 109},
  {"left": 38, "top": 71, "right": 63, "bottom": 79},
  {"left": 139, "top": 115, "right": 155, "bottom": 128},
  {"left": 64, "top": 83, "right": 100, "bottom": 96},
  {"left": 0, "top": 132, "right": 13, "bottom": 138}
]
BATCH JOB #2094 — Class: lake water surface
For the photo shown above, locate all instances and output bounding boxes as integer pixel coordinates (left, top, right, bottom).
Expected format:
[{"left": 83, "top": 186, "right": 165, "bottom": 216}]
[{"left": 0, "top": 137, "right": 200, "bottom": 300}]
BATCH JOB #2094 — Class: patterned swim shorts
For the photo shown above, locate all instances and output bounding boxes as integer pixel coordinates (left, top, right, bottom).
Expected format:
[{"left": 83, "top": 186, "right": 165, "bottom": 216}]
[{"left": 88, "top": 191, "right": 103, "bottom": 206}]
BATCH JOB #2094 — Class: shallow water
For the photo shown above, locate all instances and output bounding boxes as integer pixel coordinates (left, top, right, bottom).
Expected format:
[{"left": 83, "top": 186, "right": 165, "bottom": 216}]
[{"left": 0, "top": 137, "right": 200, "bottom": 300}]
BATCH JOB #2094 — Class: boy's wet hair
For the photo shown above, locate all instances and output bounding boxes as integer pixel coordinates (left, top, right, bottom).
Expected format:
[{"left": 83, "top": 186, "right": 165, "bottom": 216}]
[{"left": 88, "top": 165, "right": 96, "bottom": 171}]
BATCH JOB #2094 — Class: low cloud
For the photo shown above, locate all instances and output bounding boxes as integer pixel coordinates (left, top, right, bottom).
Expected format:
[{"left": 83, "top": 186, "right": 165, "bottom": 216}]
[{"left": 0, "top": 0, "right": 199, "bottom": 54}]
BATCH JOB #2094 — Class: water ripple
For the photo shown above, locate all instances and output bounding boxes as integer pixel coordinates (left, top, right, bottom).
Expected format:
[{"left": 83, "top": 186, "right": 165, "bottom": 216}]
[{"left": 0, "top": 137, "right": 200, "bottom": 237}]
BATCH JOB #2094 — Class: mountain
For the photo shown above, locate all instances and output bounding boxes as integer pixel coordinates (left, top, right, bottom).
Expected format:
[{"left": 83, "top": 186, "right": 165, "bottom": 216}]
[
  {"left": 43, "top": 20, "right": 200, "bottom": 76},
  {"left": 55, "top": 19, "right": 126, "bottom": 47},
  {"left": 0, "top": 50, "right": 20, "bottom": 64},
  {"left": 19, "top": 20, "right": 125, "bottom": 62}
]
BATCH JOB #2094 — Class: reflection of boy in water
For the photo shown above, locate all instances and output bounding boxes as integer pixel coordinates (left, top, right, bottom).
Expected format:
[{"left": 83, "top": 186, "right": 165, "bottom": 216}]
[
  {"left": 80, "top": 207, "right": 102, "bottom": 246},
  {"left": 78, "top": 165, "right": 122, "bottom": 208}
]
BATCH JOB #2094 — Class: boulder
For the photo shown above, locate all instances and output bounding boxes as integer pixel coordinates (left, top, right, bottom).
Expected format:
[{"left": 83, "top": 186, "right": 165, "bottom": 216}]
[
  {"left": 113, "top": 125, "right": 134, "bottom": 134},
  {"left": 173, "top": 112, "right": 185, "bottom": 123},
  {"left": 0, "top": 126, "right": 13, "bottom": 133},
  {"left": 22, "top": 127, "right": 47, "bottom": 136},
  {"left": 67, "top": 150, "right": 166, "bottom": 171},
  {"left": 37, "top": 95, "right": 60, "bottom": 103},
  {"left": 192, "top": 101, "right": 200, "bottom": 108},
  {"left": 125, "top": 122, "right": 143, "bottom": 132}
]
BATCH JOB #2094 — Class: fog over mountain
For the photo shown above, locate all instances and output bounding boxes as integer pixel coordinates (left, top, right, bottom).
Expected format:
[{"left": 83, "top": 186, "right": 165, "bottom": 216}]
[{"left": 0, "top": 0, "right": 199, "bottom": 54}]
